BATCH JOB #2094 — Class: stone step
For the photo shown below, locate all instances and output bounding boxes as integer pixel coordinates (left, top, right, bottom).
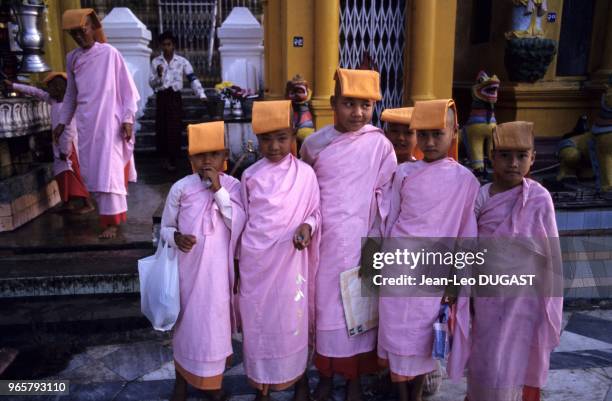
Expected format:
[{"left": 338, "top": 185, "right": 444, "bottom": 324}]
[{"left": 0, "top": 248, "right": 151, "bottom": 298}]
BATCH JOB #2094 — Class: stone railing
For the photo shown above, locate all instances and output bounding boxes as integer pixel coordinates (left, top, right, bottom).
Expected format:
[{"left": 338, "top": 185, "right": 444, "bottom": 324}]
[{"left": 0, "top": 97, "right": 51, "bottom": 139}]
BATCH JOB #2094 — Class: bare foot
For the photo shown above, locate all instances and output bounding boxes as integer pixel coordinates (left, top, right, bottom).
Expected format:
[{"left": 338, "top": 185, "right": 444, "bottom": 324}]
[
  {"left": 294, "top": 374, "right": 310, "bottom": 401},
  {"left": 408, "top": 375, "right": 425, "bottom": 401},
  {"left": 99, "top": 225, "right": 118, "bottom": 239},
  {"left": 53, "top": 202, "right": 75, "bottom": 213},
  {"left": 203, "top": 389, "right": 228, "bottom": 401},
  {"left": 254, "top": 390, "right": 273, "bottom": 401},
  {"left": 311, "top": 376, "right": 332, "bottom": 401},
  {"left": 171, "top": 370, "right": 188, "bottom": 401},
  {"left": 71, "top": 203, "right": 95, "bottom": 215},
  {"left": 170, "top": 381, "right": 187, "bottom": 401},
  {"left": 397, "top": 381, "right": 409, "bottom": 401},
  {"left": 345, "top": 379, "right": 362, "bottom": 401}
]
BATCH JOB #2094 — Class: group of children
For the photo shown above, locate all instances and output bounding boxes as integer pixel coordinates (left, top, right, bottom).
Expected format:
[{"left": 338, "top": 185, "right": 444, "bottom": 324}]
[{"left": 161, "top": 67, "right": 562, "bottom": 401}]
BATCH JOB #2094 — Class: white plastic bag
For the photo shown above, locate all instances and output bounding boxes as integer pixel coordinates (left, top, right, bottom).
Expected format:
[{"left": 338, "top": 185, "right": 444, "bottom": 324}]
[{"left": 138, "top": 241, "right": 180, "bottom": 331}]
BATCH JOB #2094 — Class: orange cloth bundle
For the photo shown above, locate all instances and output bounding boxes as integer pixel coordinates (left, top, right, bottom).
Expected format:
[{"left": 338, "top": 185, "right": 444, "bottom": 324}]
[
  {"left": 493, "top": 121, "right": 535, "bottom": 151},
  {"left": 381, "top": 107, "right": 414, "bottom": 125},
  {"left": 43, "top": 72, "right": 67, "bottom": 84},
  {"left": 334, "top": 68, "right": 382, "bottom": 101},
  {"left": 62, "top": 8, "right": 107, "bottom": 43},
  {"left": 410, "top": 99, "right": 458, "bottom": 131},
  {"left": 252, "top": 100, "right": 292, "bottom": 135},
  {"left": 187, "top": 121, "right": 226, "bottom": 156}
]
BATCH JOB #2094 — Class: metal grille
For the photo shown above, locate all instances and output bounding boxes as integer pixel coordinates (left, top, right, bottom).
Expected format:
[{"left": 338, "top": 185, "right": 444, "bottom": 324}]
[
  {"left": 339, "top": 0, "right": 406, "bottom": 125},
  {"left": 219, "top": 0, "right": 262, "bottom": 22},
  {"left": 158, "top": 1, "right": 218, "bottom": 80}
]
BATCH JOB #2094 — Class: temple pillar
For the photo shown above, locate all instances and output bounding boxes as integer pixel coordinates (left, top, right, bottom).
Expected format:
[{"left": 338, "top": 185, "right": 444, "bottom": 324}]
[
  {"left": 262, "top": 0, "right": 284, "bottom": 100},
  {"left": 42, "top": 0, "right": 81, "bottom": 73},
  {"left": 407, "top": 0, "right": 457, "bottom": 104},
  {"left": 311, "top": 0, "right": 338, "bottom": 129}
]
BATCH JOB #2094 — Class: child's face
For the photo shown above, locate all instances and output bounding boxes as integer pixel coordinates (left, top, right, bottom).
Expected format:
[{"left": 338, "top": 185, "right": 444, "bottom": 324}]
[
  {"left": 47, "top": 78, "right": 66, "bottom": 102},
  {"left": 331, "top": 95, "right": 374, "bottom": 133},
  {"left": 69, "top": 17, "right": 95, "bottom": 49},
  {"left": 189, "top": 150, "right": 227, "bottom": 175},
  {"left": 257, "top": 129, "right": 294, "bottom": 162},
  {"left": 491, "top": 149, "right": 535, "bottom": 187},
  {"left": 161, "top": 39, "right": 174, "bottom": 58},
  {"left": 416, "top": 111, "right": 456, "bottom": 162},
  {"left": 416, "top": 127, "right": 455, "bottom": 162},
  {"left": 386, "top": 123, "right": 416, "bottom": 162}
]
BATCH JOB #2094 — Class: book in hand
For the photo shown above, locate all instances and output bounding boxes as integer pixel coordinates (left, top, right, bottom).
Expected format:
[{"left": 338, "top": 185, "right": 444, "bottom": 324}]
[{"left": 340, "top": 266, "right": 378, "bottom": 337}]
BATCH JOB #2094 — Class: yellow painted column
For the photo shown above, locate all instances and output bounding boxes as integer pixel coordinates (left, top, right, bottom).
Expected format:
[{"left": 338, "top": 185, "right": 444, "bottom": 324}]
[
  {"left": 43, "top": 0, "right": 66, "bottom": 72},
  {"left": 281, "top": 0, "right": 314, "bottom": 87},
  {"left": 407, "top": 0, "right": 457, "bottom": 103},
  {"left": 311, "top": 0, "right": 339, "bottom": 129},
  {"left": 60, "top": 0, "right": 82, "bottom": 55},
  {"left": 263, "top": 0, "right": 285, "bottom": 100}
]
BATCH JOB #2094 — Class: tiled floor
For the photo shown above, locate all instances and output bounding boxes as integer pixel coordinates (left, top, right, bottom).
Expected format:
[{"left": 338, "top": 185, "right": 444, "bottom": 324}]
[{"left": 7, "top": 309, "right": 608, "bottom": 401}]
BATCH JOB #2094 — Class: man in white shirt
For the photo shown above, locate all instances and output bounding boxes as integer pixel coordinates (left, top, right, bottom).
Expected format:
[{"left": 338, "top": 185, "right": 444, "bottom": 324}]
[{"left": 149, "top": 31, "right": 207, "bottom": 171}]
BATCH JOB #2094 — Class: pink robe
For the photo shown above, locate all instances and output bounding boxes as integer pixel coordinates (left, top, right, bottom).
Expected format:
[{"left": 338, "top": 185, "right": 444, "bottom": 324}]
[
  {"left": 60, "top": 42, "right": 140, "bottom": 216},
  {"left": 378, "top": 158, "right": 480, "bottom": 379},
  {"left": 239, "top": 154, "right": 320, "bottom": 385},
  {"left": 12, "top": 83, "right": 77, "bottom": 176},
  {"left": 161, "top": 173, "right": 246, "bottom": 377},
  {"left": 467, "top": 179, "right": 563, "bottom": 401},
  {"left": 301, "top": 124, "right": 396, "bottom": 358}
]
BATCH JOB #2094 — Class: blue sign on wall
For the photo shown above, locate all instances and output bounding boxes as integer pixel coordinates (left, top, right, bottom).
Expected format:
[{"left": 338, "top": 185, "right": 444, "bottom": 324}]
[
  {"left": 293, "top": 36, "right": 304, "bottom": 47},
  {"left": 547, "top": 12, "right": 557, "bottom": 23}
]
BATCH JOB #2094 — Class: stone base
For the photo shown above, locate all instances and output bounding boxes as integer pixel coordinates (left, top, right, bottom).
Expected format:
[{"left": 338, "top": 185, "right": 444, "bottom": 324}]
[{"left": 0, "top": 164, "right": 60, "bottom": 232}]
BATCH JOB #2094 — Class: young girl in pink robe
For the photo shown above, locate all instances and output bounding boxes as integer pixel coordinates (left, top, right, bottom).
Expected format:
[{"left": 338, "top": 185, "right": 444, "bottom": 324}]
[
  {"left": 161, "top": 121, "right": 246, "bottom": 401},
  {"left": 467, "top": 121, "right": 563, "bottom": 401},
  {"left": 381, "top": 107, "right": 418, "bottom": 163},
  {"left": 239, "top": 100, "right": 320, "bottom": 401},
  {"left": 6, "top": 73, "right": 93, "bottom": 214},
  {"left": 56, "top": 9, "right": 140, "bottom": 239},
  {"left": 378, "top": 100, "right": 479, "bottom": 401},
  {"left": 300, "top": 69, "right": 396, "bottom": 401}
]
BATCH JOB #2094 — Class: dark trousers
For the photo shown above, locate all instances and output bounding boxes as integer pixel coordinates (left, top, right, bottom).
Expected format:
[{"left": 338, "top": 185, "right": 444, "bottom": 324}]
[{"left": 155, "top": 89, "right": 183, "bottom": 161}]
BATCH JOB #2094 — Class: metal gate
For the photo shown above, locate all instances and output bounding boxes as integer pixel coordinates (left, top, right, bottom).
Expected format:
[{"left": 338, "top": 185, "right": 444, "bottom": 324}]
[
  {"left": 339, "top": 0, "right": 407, "bottom": 125},
  {"left": 158, "top": 1, "right": 218, "bottom": 79}
]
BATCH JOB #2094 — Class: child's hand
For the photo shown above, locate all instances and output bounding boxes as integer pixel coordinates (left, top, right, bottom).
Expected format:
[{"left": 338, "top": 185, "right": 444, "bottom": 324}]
[
  {"left": 441, "top": 293, "right": 457, "bottom": 306},
  {"left": 293, "top": 223, "right": 312, "bottom": 250},
  {"left": 174, "top": 231, "right": 197, "bottom": 253},
  {"left": 202, "top": 167, "right": 221, "bottom": 192},
  {"left": 122, "top": 123, "right": 133, "bottom": 141},
  {"left": 52, "top": 124, "right": 65, "bottom": 144}
]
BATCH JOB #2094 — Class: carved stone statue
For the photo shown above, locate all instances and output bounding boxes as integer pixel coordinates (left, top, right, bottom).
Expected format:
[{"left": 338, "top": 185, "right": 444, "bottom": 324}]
[
  {"left": 504, "top": 0, "right": 556, "bottom": 83},
  {"left": 506, "top": 0, "right": 548, "bottom": 39},
  {"left": 557, "top": 85, "right": 612, "bottom": 197},
  {"left": 285, "top": 74, "right": 314, "bottom": 144},
  {"left": 461, "top": 70, "right": 500, "bottom": 177}
]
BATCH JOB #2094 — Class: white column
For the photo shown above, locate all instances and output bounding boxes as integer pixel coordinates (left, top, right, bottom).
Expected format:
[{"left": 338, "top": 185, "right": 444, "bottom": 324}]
[
  {"left": 217, "top": 7, "right": 264, "bottom": 92},
  {"left": 102, "top": 7, "right": 152, "bottom": 132}
]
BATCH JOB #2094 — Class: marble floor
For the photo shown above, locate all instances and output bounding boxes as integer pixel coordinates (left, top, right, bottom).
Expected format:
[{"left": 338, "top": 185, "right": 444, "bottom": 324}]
[{"left": 1, "top": 309, "right": 608, "bottom": 401}]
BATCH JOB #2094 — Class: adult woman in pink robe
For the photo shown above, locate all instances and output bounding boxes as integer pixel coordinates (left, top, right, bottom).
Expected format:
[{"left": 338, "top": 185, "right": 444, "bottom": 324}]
[{"left": 56, "top": 9, "right": 140, "bottom": 239}]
